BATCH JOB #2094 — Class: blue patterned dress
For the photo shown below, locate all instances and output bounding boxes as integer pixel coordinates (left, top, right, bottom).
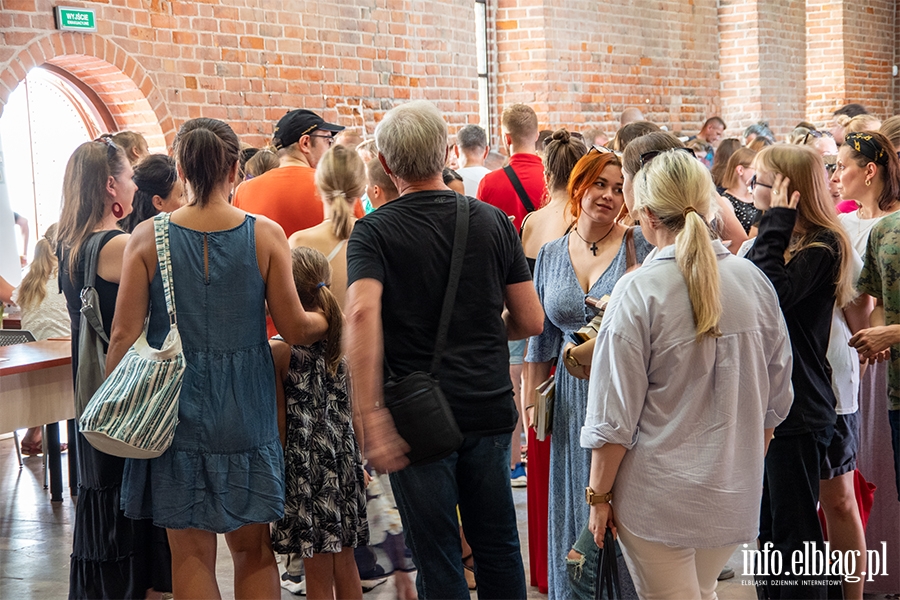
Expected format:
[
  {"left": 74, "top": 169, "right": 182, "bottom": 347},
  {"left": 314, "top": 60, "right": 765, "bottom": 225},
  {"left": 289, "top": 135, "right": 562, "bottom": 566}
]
[
  {"left": 525, "top": 229, "right": 652, "bottom": 600},
  {"left": 121, "top": 215, "right": 285, "bottom": 532}
]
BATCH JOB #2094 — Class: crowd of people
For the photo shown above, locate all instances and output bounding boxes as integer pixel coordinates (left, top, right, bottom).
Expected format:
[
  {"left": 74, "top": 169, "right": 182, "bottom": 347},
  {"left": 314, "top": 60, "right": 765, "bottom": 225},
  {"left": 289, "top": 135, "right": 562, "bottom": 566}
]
[{"left": 2, "top": 96, "right": 900, "bottom": 600}]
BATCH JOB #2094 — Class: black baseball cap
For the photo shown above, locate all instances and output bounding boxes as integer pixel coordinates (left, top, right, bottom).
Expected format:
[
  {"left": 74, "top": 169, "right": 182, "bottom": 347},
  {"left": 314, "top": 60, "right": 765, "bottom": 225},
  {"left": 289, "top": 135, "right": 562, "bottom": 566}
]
[{"left": 272, "top": 109, "right": 344, "bottom": 149}]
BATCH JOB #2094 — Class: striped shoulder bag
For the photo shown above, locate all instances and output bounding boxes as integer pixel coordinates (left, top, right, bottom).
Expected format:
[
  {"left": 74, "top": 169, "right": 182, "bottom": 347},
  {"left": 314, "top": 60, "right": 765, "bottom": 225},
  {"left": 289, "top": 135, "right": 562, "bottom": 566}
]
[{"left": 80, "top": 212, "right": 185, "bottom": 459}]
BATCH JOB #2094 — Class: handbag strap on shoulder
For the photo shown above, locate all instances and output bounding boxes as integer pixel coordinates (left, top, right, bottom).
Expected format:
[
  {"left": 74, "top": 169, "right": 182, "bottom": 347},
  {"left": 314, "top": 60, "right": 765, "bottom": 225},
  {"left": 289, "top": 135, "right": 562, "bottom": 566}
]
[
  {"left": 429, "top": 192, "right": 470, "bottom": 373},
  {"left": 82, "top": 232, "right": 107, "bottom": 290},
  {"left": 153, "top": 213, "right": 178, "bottom": 326}
]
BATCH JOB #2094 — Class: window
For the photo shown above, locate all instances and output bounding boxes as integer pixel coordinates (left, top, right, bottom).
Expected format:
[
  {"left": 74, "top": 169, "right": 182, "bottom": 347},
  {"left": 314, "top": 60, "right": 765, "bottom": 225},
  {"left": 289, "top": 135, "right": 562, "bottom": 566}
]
[{"left": 475, "top": 0, "right": 490, "bottom": 132}]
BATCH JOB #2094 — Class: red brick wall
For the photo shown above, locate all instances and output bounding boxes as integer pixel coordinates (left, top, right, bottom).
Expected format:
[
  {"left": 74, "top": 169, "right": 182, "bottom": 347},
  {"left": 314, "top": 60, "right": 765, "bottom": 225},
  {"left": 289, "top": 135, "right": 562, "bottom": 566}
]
[
  {"left": 494, "top": 0, "right": 721, "bottom": 141},
  {"left": 0, "top": 0, "right": 481, "bottom": 147},
  {"left": 0, "top": 0, "right": 897, "bottom": 150}
]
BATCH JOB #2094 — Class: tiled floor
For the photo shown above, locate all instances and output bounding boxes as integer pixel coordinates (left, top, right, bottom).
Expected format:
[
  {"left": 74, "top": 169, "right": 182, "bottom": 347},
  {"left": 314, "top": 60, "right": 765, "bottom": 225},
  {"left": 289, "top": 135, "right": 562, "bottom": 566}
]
[{"left": 0, "top": 434, "right": 763, "bottom": 599}]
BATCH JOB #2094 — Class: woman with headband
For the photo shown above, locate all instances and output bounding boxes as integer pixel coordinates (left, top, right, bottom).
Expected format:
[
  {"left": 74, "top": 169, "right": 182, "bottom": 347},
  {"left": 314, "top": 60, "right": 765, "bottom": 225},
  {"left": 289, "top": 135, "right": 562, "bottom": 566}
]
[{"left": 582, "top": 149, "right": 792, "bottom": 598}]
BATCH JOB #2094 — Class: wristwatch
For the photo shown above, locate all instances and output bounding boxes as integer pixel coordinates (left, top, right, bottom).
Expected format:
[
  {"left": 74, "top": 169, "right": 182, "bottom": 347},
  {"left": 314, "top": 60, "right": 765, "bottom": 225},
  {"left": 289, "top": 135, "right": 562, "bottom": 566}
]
[
  {"left": 564, "top": 346, "right": 582, "bottom": 369},
  {"left": 585, "top": 486, "right": 613, "bottom": 505}
]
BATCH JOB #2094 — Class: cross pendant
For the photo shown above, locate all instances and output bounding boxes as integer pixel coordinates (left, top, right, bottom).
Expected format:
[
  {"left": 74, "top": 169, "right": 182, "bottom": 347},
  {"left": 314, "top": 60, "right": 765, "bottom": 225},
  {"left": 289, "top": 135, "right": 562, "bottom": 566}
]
[{"left": 590, "top": 243, "right": 597, "bottom": 256}]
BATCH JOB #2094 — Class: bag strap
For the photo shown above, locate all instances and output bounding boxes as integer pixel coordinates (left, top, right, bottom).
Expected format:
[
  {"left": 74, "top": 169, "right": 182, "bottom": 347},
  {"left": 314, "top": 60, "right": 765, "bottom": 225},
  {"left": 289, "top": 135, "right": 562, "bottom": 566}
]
[
  {"left": 503, "top": 165, "right": 536, "bottom": 213},
  {"left": 153, "top": 213, "right": 178, "bottom": 327},
  {"left": 79, "top": 232, "right": 113, "bottom": 342},
  {"left": 593, "top": 527, "right": 621, "bottom": 599},
  {"left": 429, "top": 193, "right": 470, "bottom": 373},
  {"left": 625, "top": 226, "right": 637, "bottom": 271}
]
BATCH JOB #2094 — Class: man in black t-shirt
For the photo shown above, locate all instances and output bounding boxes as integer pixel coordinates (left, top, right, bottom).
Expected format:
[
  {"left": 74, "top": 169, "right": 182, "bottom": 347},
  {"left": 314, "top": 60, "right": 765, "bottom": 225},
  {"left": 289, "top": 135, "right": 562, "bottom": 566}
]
[{"left": 346, "top": 101, "right": 543, "bottom": 599}]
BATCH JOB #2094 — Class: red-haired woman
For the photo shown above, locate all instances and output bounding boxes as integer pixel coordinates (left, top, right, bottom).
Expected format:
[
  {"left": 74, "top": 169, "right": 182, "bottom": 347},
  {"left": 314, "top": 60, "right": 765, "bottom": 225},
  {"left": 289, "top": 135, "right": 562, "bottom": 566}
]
[{"left": 524, "top": 149, "right": 652, "bottom": 599}]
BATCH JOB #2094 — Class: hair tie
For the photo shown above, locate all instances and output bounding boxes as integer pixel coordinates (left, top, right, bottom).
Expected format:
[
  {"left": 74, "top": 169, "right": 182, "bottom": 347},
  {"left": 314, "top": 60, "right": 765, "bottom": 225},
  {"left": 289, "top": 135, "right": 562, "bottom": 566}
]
[
  {"left": 683, "top": 206, "right": 697, "bottom": 218},
  {"left": 316, "top": 282, "right": 326, "bottom": 289}
]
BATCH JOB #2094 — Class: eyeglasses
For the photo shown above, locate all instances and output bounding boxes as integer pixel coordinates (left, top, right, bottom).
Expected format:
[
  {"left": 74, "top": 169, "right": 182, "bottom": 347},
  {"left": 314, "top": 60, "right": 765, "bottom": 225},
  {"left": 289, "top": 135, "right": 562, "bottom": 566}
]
[
  {"left": 749, "top": 174, "right": 772, "bottom": 190},
  {"left": 638, "top": 146, "right": 695, "bottom": 168},
  {"left": 309, "top": 134, "right": 335, "bottom": 146},
  {"left": 589, "top": 144, "right": 622, "bottom": 158},
  {"left": 803, "top": 130, "right": 834, "bottom": 145}
]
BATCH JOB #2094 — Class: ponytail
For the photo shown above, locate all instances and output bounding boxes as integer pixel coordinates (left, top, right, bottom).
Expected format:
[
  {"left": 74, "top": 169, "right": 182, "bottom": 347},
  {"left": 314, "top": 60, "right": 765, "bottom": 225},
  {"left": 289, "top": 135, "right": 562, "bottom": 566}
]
[
  {"left": 315, "top": 145, "right": 366, "bottom": 240},
  {"left": 675, "top": 210, "right": 722, "bottom": 341},
  {"left": 633, "top": 150, "right": 722, "bottom": 342},
  {"left": 291, "top": 247, "right": 344, "bottom": 375},
  {"left": 17, "top": 235, "right": 58, "bottom": 312},
  {"left": 328, "top": 191, "right": 353, "bottom": 240}
]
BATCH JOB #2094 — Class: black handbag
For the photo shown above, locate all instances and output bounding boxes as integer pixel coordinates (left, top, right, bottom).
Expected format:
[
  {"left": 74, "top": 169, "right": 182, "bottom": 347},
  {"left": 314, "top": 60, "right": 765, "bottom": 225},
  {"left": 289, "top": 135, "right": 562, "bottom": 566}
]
[
  {"left": 595, "top": 528, "right": 622, "bottom": 600},
  {"left": 382, "top": 192, "right": 469, "bottom": 467}
]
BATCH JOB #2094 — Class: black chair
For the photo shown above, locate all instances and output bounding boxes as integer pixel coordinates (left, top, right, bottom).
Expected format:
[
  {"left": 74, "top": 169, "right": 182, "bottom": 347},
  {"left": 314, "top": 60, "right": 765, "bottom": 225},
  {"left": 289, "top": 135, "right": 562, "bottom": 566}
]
[{"left": 0, "top": 329, "right": 36, "bottom": 346}]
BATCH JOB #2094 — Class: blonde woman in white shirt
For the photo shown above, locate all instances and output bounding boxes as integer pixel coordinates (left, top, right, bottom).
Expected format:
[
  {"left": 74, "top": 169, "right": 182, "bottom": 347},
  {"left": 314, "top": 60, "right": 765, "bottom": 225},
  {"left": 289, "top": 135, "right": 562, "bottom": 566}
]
[{"left": 582, "top": 150, "right": 793, "bottom": 599}]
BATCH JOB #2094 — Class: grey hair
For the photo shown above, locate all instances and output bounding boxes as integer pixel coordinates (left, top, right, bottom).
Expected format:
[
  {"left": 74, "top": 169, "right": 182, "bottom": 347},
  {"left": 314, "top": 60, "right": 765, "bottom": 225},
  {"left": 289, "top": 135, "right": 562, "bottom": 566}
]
[
  {"left": 375, "top": 100, "right": 447, "bottom": 182},
  {"left": 457, "top": 124, "right": 487, "bottom": 151}
]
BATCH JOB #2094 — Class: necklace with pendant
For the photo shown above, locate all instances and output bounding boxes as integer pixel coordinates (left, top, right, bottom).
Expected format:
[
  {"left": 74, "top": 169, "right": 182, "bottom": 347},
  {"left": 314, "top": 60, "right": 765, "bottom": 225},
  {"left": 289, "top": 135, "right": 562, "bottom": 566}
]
[{"left": 573, "top": 223, "right": 615, "bottom": 256}]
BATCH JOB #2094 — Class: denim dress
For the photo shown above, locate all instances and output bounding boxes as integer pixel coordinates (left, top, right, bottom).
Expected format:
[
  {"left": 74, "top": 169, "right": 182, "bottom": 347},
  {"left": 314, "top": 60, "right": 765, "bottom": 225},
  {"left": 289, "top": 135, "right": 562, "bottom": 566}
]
[{"left": 121, "top": 215, "right": 285, "bottom": 532}]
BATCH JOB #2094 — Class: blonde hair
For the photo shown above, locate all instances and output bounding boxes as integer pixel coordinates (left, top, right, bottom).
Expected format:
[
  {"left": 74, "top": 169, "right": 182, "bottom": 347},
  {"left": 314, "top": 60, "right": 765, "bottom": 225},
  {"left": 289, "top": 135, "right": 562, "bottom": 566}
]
[
  {"left": 110, "top": 131, "right": 149, "bottom": 165},
  {"left": 879, "top": 115, "right": 900, "bottom": 152},
  {"left": 838, "top": 114, "right": 882, "bottom": 134},
  {"left": 315, "top": 144, "right": 366, "bottom": 240},
  {"left": 753, "top": 145, "right": 856, "bottom": 307},
  {"left": 722, "top": 147, "right": 756, "bottom": 190},
  {"left": 633, "top": 150, "right": 722, "bottom": 342},
  {"left": 16, "top": 224, "right": 59, "bottom": 312},
  {"left": 291, "top": 247, "right": 343, "bottom": 375},
  {"left": 245, "top": 149, "right": 279, "bottom": 178},
  {"left": 501, "top": 104, "right": 539, "bottom": 145}
]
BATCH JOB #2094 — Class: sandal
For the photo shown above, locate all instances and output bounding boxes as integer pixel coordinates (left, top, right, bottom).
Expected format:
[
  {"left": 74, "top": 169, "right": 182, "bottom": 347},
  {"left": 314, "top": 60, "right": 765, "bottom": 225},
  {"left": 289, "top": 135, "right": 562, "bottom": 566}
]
[{"left": 462, "top": 553, "right": 476, "bottom": 591}]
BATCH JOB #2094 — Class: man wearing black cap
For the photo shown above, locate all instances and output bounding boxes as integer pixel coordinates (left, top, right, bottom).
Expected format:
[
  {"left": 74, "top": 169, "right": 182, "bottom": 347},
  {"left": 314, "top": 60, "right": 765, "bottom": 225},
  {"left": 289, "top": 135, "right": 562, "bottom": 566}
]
[
  {"left": 233, "top": 109, "right": 344, "bottom": 241},
  {"left": 233, "top": 109, "right": 343, "bottom": 338}
]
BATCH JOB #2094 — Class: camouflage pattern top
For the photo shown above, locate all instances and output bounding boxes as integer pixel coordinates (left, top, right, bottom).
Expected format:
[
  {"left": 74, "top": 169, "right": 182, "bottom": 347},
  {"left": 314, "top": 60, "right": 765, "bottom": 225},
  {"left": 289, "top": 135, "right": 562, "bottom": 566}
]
[{"left": 858, "top": 210, "right": 900, "bottom": 411}]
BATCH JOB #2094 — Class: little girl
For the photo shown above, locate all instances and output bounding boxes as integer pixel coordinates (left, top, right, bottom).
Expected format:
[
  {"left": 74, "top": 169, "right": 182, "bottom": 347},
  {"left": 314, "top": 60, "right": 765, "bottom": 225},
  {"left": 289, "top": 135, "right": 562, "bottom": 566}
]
[{"left": 270, "top": 247, "right": 368, "bottom": 600}]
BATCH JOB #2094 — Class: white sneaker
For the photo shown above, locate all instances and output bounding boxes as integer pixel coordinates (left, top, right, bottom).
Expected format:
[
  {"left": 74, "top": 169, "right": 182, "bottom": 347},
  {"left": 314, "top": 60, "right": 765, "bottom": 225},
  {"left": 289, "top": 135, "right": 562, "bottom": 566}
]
[
  {"left": 510, "top": 462, "right": 527, "bottom": 488},
  {"left": 281, "top": 571, "right": 306, "bottom": 595}
]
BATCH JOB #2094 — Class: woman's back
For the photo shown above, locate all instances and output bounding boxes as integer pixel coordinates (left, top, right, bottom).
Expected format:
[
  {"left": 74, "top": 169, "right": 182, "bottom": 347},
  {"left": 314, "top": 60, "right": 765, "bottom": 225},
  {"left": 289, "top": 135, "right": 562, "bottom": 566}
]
[{"left": 290, "top": 222, "right": 349, "bottom": 308}]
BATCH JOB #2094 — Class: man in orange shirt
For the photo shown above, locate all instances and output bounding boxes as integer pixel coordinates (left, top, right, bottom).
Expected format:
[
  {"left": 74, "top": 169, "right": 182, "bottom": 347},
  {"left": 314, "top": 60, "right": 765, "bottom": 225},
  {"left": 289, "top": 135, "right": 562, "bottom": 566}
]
[{"left": 233, "top": 109, "right": 344, "bottom": 237}]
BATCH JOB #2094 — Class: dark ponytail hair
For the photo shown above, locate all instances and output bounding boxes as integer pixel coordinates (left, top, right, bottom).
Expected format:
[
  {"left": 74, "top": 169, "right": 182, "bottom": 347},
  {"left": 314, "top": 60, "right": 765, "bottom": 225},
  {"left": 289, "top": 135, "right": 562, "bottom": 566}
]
[
  {"left": 543, "top": 128, "right": 587, "bottom": 193},
  {"left": 173, "top": 118, "right": 240, "bottom": 206},
  {"left": 120, "top": 154, "right": 178, "bottom": 233},
  {"left": 290, "top": 247, "right": 343, "bottom": 375}
]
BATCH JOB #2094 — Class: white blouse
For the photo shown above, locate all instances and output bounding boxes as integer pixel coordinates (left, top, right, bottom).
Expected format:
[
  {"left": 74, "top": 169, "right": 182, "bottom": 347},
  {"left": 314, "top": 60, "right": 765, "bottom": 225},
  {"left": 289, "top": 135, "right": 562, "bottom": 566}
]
[
  {"left": 581, "top": 241, "right": 793, "bottom": 548},
  {"left": 11, "top": 274, "right": 70, "bottom": 341}
]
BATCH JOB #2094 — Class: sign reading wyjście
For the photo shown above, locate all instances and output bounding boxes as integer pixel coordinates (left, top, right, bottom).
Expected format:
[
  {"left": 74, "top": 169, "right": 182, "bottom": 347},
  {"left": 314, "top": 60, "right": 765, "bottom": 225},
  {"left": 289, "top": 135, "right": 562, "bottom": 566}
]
[{"left": 54, "top": 7, "right": 97, "bottom": 32}]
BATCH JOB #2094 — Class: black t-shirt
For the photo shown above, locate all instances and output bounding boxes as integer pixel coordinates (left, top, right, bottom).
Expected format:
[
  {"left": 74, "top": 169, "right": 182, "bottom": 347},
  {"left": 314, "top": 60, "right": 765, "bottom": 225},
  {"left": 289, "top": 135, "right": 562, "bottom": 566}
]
[
  {"left": 747, "top": 207, "right": 839, "bottom": 435},
  {"left": 347, "top": 190, "right": 532, "bottom": 436}
]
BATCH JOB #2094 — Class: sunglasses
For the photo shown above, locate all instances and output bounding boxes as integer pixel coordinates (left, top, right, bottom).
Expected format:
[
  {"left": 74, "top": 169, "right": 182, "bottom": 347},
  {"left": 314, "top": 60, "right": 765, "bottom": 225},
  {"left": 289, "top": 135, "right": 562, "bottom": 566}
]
[
  {"left": 94, "top": 135, "right": 120, "bottom": 160},
  {"left": 638, "top": 146, "right": 696, "bottom": 168},
  {"left": 749, "top": 174, "right": 772, "bottom": 190},
  {"left": 803, "top": 130, "right": 833, "bottom": 145},
  {"left": 589, "top": 144, "right": 622, "bottom": 158}
]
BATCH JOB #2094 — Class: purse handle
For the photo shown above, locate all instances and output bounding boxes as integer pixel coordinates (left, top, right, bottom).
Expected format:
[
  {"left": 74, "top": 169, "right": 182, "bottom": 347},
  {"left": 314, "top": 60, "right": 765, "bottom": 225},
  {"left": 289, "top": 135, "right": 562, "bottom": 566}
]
[
  {"left": 385, "top": 192, "right": 470, "bottom": 378},
  {"left": 153, "top": 213, "right": 178, "bottom": 328},
  {"left": 79, "top": 232, "right": 115, "bottom": 343}
]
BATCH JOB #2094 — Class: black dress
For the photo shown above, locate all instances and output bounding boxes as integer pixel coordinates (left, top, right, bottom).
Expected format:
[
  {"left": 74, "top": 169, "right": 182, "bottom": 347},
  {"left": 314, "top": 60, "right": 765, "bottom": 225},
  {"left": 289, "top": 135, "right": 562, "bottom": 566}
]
[
  {"left": 722, "top": 191, "right": 761, "bottom": 234},
  {"left": 60, "top": 231, "right": 172, "bottom": 599}
]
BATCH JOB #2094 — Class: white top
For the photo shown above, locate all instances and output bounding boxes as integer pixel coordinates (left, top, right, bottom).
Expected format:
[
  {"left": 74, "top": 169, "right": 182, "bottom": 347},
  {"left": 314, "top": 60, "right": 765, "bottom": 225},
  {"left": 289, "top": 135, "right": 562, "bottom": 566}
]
[
  {"left": 457, "top": 165, "right": 491, "bottom": 198},
  {"left": 11, "top": 274, "right": 71, "bottom": 341},
  {"left": 838, "top": 211, "right": 883, "bottom": 257},
  {"left": 581, "top": 241, "right": 793, "bottom": 548}
]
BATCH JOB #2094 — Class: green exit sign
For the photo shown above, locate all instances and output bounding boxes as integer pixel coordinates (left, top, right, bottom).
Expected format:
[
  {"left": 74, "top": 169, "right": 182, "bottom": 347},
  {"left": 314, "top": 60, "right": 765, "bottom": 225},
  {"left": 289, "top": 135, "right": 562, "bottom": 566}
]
[{"left": 55, "top": 6, "right": 97, "bottom": 32}]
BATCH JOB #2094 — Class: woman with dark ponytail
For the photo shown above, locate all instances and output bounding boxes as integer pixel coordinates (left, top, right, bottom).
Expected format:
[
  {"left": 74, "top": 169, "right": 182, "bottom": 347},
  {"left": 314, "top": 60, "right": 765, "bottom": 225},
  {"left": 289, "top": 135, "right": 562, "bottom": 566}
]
[
  {"left": 270, "top": 247, "right": 368, "bottom": 599},
  {"left": 119, "top": 154, "right": 184, "bottom": 233},
  {"left": 109, "top": 118, "right": 327, "bottom": 598}
]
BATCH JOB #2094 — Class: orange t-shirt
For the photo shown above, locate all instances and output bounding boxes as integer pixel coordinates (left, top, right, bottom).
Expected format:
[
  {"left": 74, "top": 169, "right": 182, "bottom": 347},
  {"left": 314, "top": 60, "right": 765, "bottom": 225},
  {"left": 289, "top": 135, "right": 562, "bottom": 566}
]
[{"left": 233, "top": 166, "right": 324, "bottom": 238}]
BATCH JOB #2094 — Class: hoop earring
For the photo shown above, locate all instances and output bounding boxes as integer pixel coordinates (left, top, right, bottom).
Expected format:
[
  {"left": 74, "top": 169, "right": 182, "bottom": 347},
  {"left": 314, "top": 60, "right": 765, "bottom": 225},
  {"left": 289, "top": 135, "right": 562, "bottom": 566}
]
[
  {"left": 111, "top": 202, "right": 124, "bottom": 218},
  {"left": 866, "top": 179, "right": 872, "bottom": 187}
]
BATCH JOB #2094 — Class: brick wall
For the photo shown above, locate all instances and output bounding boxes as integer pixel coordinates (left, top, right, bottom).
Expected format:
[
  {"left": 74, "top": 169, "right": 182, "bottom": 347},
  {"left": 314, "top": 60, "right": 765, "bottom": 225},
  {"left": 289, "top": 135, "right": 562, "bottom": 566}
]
[
  {"left": 494, "top": 0, "right": 721, "bottom": 142},
  {"left": 0, "top": 0, "right": 480, "bottom": 147},
  {"left": 0, "top": 0, "right": 897, "bottom": 150}
]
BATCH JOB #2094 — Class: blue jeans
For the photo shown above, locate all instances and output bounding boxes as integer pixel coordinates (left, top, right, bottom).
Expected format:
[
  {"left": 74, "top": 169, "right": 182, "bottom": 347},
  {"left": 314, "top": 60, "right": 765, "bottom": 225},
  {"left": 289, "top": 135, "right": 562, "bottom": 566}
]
[{"left": 389, "top": 434, "right": 527, "bottom": 599}]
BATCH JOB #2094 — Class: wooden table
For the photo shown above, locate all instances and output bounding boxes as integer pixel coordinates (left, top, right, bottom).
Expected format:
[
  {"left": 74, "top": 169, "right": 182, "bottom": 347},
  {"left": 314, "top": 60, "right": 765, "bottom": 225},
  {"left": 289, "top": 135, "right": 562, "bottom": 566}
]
[{"left": 0, "top": 339, "right": 75, "bottom": 501}]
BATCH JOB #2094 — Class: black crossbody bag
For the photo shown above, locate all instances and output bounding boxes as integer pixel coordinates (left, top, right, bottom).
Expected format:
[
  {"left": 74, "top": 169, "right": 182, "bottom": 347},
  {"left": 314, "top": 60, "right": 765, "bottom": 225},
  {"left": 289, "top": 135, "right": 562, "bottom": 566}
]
[{"left": 382, "top": 193, "right": 468, "bottom": 467}]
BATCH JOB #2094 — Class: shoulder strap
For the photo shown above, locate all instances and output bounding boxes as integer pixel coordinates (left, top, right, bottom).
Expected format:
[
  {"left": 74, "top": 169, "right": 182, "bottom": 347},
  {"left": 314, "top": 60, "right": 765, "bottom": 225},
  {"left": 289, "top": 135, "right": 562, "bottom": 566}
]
[
  {"left": 429, "top": 193, "right": 470, "bottom": 373},
  {"left": 78, "top": 232, "right": 113, "bottom": 342},
  {"left": 153, "top": 213, "right": 178, "bottom": 327},
  {"left": 625, "top": 227, "right": 637, "bottom": 271},
  {"left": 503, "top": 165, "right": 535, "bottom": 213},
  {"left": 82, "top": 232, "right": 108, "bottom": 289},
  {"left": 326, "top": 239, "right": 347, "bottom": 262}
]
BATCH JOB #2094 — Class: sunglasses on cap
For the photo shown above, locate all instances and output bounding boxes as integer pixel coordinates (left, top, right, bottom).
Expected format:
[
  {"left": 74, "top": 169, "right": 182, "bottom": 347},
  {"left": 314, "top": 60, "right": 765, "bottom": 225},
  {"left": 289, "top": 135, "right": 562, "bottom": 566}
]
[{"left": 589, "top": 144, "right": 622, "bottom": 158}]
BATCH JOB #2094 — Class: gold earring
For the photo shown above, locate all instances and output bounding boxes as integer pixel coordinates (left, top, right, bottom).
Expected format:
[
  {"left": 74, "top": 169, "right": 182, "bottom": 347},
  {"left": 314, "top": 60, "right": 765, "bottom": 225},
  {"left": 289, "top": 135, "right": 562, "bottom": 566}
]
[{"left": 866, "top": 179, "right": 872, "bottom": 187}]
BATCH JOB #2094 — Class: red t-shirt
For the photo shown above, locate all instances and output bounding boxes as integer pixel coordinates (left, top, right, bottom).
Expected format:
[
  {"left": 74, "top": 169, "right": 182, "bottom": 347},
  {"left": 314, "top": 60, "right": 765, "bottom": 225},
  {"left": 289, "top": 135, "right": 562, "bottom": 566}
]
[{"left": 477, "top": 153, "right": 547, "bottom": 231}]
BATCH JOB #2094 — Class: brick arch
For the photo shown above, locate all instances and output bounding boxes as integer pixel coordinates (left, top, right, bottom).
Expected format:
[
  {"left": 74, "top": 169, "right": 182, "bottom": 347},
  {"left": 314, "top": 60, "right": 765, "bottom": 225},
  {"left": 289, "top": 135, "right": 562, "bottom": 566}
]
[{"left": 0, "top": 32, "right": 173, "bottom": 151}]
